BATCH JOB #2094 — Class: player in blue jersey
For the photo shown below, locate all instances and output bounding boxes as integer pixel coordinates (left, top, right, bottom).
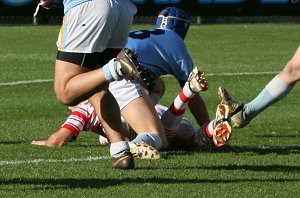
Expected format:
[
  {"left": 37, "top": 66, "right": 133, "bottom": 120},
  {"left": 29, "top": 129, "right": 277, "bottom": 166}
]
[
  {"left": 124, "top": 7, "right": 232, "bottom": 148},
  {"left": 39, "top": 0, "right": 140, "bottom": 169},
  {"left": 126, "top": 7, "right": 210, "bottom": 128}
]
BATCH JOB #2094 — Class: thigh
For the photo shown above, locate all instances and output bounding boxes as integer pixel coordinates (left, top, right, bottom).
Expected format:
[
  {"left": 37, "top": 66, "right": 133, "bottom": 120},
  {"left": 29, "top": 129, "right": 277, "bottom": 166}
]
[
  {"left": 121, "top": 94, "right": 164, "bottom": 134},
  {"left": 54, "top": 59, "right": 91, "bottom": 95},
  {"left": 167, "top": 119, "right": 199, "bottom": 151}
]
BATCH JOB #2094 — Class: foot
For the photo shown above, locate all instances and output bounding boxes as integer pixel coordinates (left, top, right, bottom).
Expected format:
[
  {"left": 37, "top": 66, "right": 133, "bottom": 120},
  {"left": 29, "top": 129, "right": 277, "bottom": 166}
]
[
  {"left": 116, "top": 48, "right": 142, "bottom": 83},
  {"left": 128, "top": 141, "right": 160, "bottom": 159},
  {"left": 188, "top": 67, "right": 208, "bottom": 93},
  {"left": 231, "top": 110, "right": 249, "bottom": 128},
  {"left": 109, "top": 151, "right": 135, "bottom": 169},
  {"left": 217, "top": 87, "right": 249, "bottom": 128},
  {"left": 213, "top": 104, "right": 232, "bottom": 147}
]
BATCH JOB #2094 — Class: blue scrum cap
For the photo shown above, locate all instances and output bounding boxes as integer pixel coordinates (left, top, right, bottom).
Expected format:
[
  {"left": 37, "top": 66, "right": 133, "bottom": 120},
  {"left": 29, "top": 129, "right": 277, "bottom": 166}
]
[{"left": 155, "top": 7, "right": 190, "bottom": 40}]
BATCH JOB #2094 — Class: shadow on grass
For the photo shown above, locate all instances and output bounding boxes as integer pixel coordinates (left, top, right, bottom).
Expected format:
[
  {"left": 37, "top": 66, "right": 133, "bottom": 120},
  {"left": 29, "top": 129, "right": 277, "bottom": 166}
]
[
  {"left": 212, "top": 145, "right": 300, "bottom": 155},
  {"left": 1, "top": 176, "right": 299, "bottom": 189},
  {"left": 257, "top": 134, "right": 300, "bottom": 138},
  {"left": 163, "top": 145, "right": 300, "bottom": 156},
  {"left": 0, "top": 141, "right": 24, "bottom": 144},
  {"left": 148, "top": 164, "right": 300, "bottom": 172}
]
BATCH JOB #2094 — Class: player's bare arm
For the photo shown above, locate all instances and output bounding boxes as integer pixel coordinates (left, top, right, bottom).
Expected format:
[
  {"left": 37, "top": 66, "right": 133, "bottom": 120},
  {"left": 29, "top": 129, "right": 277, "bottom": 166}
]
[{"left": 31, "top": 128, "right": 74, "bottom": 147}]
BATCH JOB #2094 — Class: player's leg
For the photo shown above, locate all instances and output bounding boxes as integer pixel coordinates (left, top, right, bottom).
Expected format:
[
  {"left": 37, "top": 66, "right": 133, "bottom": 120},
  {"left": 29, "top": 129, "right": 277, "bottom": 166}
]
[
  {"left": 108, "top": 80, "right": 164, "bottom": 159},
  {"left": 89, "top": 91, "right": 134, "bottom": 168},
  {"left": 279, "top": 45, "right": 300, "bottom": 84},
  {"left": 121, "top": 94, "right": 168, "bottom": 150},
  {"left": 196, "top": 87, "right": 235, "bottom": 148},
  {"left": 197, "top": 103, "right": 232, "bottom": 148},
  {"left": 54, "top": 60, "right": 106, "bottom": 105},
  {"left": 241, "top": 46, "right": 300, "bottom": 124},
  {"left": 148, "top": 78, "right": 166, "bottom": 105},
  {"left": 161, "top": 67, "right": 208, "bottom": 131},
  {"left": 54, "top": 0, "right": 139, "bottom": 106},
  {"left": 54, "top": 0, "right": 137, "bottom": 169},
  {"left": 220, "top": 46, "right": 300, "bottom": 128},
  {"left": 54, "top": 49, "right": 140, "bottom": 106}
]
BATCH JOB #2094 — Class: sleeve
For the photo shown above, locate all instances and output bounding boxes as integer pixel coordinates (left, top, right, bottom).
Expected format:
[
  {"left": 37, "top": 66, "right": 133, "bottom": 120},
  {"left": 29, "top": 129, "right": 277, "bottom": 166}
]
[{"left": 61, "top": 103, "right": 89, "bottom": 139}]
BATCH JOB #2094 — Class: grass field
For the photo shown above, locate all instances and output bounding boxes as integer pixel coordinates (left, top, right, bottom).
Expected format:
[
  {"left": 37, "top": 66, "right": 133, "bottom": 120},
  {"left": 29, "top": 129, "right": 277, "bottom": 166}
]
[{"left": 0, "top": 24, "right": 299, "bottom": 197}]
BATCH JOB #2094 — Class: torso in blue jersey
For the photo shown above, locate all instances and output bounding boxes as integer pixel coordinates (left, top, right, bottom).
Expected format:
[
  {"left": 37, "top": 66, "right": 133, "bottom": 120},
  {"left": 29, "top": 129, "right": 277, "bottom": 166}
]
[{"left": 126, "top": 28, "right": 193, "bottom": 82}]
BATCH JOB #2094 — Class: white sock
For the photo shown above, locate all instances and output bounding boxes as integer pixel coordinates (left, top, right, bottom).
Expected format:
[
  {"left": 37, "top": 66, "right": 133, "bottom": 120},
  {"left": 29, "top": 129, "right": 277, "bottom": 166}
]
[
  {"left": 110, "top": 141, "right": 130, "bottom": 158},
  {"left": 244, "top": 75, "right": 293, "bottom": 121},
  {"left": 132, "top": 132, "right": 162, "bottom": 150},
  {"left": 103, "top": 59, "right": 123, "bottom": 82}
]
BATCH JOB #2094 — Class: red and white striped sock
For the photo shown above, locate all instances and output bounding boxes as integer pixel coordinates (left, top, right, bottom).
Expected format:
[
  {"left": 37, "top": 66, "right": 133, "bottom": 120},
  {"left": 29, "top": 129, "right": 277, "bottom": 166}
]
[
  {"left": 197, "top": 121, "right": 215, "bottom": 146},
  {"left": 161, "top": 82, "right": 195, "bottom": 131},
  {"left": 203, "top": 120, "right": 215, "bottom": 139}
]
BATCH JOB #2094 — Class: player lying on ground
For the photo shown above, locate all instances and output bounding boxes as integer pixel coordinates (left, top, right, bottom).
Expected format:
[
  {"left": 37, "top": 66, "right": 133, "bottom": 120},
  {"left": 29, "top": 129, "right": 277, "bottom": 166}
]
[{"left": 32, "top": 71, "right": 232, "bottom": 156}]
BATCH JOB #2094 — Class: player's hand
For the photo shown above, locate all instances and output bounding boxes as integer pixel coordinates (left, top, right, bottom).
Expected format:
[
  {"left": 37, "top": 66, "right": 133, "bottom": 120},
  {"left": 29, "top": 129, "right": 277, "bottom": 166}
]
[
  {"left": 31, "top": 140, "right": 46, "bottom": 146},
  {"left": 40, "top": 0, "right": 54, "bottom": 10}
]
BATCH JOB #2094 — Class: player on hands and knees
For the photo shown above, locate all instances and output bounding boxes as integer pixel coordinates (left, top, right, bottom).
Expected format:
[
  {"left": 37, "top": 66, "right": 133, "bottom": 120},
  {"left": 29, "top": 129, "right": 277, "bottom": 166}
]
[{"left": 125, "top": 7, "right": 211, "bottom": 131}]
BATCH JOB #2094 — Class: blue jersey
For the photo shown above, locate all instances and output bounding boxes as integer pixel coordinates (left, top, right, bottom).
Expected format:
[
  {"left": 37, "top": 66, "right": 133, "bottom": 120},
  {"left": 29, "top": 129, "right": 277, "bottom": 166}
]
[{"left": 126, "top": 28, "right": 193, "bottom": 82}]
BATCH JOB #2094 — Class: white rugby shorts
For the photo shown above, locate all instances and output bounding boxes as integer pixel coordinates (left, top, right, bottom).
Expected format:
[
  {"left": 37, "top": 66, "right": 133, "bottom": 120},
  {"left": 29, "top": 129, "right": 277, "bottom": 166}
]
[
  {"left": 109, "top": 80, "right": 148, "bottom": 110},
  {"left": 57, "top": 0, "right": 137, "bottom": 53}
]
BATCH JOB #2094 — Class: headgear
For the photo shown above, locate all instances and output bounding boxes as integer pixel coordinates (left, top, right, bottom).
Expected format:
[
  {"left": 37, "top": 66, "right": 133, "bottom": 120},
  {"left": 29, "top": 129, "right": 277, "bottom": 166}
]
[{"left": 156, "top": 7, "right": 190, "bottom": 39}]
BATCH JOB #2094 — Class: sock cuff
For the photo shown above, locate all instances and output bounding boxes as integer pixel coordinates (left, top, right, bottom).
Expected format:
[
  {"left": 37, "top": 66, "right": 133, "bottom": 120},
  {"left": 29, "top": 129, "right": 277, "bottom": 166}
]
[
  {"left": 132, "top": 132, "right": 162, "bottom": 150},
  {"left": 103, "top": 59, "right": 115, "bottom": 82},
  {"left": 266, "top": 75, "right": 292, "bottom": 97},
  {"left": 169, "top": 102, "right": 186, "bottom": 115},
  {"left": 183, "top": 82, "right": 194, "bottom": 98},
  {"left": 103, "top": 58, "right": 124, "bottom": 82},
  {"left": 205, "top": 123, "right": 213, "bottom": 139},
  {"left": 110, "top": 141, "right": 130, "bottom": 157}
]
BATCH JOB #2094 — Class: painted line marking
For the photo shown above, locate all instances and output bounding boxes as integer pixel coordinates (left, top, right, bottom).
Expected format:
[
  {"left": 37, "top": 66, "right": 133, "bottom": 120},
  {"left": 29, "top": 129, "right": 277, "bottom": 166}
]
[
  {"left": 0, "top": 156, "right": 110, "bottom": 166},
  {"left": 0, "top": 71, "right": 279, "bottom": 87},
  {"left": 0, "top": 79, "right": 53, "bottom": 86},
  {"left": 206, "top": 71, "right": 278, "bottom": 76}
]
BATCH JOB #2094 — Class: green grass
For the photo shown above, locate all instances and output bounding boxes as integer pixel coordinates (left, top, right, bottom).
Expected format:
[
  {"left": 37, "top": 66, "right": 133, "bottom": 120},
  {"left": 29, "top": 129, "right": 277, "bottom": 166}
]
[{"left": 0, "top": 24, "right": 300, "bottom": 197}]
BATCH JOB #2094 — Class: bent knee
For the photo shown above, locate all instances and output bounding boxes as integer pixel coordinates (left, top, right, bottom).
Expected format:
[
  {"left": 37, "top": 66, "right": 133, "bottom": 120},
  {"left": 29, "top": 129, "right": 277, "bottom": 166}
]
[{"left": 54, "top": 90, "right": 78, "bottom": 106}]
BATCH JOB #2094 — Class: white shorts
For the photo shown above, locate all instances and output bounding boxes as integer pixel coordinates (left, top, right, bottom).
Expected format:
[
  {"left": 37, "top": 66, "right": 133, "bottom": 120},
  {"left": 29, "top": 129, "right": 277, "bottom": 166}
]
[
  {"left": 57, "top": 0, "right": 137, "bottom": 53},
  {"left": 109, "top": 80, "right": 148, "bottom": 110}
]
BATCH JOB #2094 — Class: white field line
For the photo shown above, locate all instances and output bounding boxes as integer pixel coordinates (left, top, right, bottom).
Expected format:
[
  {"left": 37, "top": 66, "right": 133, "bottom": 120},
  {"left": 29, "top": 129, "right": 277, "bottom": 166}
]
[
  {"left": 0, "top": 79, "right": 53, "bottom": 86},
  {"left": 205, "top": 71, "right": 278, "bottom": 76},
  {"left": 0, "top": 156, "right": 110, "bottom": 166},
  {"left": 0, "top": 71, "right": 278, "bottom": 87}
]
